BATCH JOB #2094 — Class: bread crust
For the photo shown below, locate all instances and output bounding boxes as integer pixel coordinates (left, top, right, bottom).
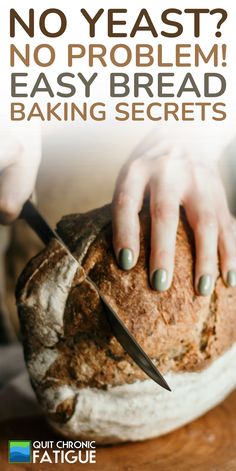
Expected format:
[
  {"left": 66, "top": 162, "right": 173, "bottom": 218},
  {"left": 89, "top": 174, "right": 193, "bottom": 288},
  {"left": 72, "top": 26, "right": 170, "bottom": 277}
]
[{"left": 16, "top": 204, "right": 236, "bottom": 423}]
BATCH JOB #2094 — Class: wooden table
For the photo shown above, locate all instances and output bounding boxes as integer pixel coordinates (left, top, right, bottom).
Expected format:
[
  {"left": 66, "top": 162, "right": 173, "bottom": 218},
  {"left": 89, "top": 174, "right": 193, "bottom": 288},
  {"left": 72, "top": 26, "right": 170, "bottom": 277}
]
[{"left": 1, "top": 390, "right": 236, "bottom": 471}]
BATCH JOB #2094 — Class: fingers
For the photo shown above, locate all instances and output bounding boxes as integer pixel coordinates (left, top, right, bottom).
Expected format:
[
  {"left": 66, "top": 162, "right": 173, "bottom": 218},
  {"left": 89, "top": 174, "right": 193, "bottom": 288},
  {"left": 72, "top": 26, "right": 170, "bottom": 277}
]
[
  {"left": 112, "top": 147, "right": 236, "bottom": 297},
  {"left": 0, "top": 161, "right": 38, "bottom": 224},
  {"left": 186, "top": 177, "right": 236, "bottom": 295},
  {"left": 112, "top": 160, "right": 148, "bottom": 270},
  {"left": 194, "top": 212, "right": 218, "bottom": 296},
  {"left": 149, "top": 190, "right": 179, "bottom": 292},
  {"left": 0, "top": 132, "right": 41, "bottom": 225},
  {"left": 186, "top": 204, "right": 218, "bottom": 296},
  {"left": 218, "top": 217, "right": 236, "bottom": 287}
]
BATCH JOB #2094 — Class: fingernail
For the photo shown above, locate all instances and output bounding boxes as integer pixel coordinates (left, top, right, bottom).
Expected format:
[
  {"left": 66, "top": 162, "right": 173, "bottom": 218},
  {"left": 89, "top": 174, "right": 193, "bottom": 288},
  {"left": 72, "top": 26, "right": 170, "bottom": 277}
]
[
  {"left": 227, "top": 270, "right": 236, "bottom": 287},
  {"left": 151, "top": 269, "right": 169, "bottom": 292},
  {"left": 118, "top": 248, "right": 134, "bottom": 271},
  {"left": 198, "top": 275, "right": 213, "bottom": 296}
]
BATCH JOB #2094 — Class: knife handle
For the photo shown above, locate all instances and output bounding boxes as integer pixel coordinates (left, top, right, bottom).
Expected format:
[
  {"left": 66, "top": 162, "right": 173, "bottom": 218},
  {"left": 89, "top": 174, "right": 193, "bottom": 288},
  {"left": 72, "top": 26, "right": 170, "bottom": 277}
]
[{"left": 20, "top": 201, "right": 58, "bottom": 246}]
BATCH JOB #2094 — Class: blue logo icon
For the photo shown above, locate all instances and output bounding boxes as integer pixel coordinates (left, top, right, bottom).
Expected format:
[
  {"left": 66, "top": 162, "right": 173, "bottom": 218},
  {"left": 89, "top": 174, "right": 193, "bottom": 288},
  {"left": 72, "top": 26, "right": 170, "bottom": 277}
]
[{"left": 9, "top": 441, "right": 31, "bottom": 463}]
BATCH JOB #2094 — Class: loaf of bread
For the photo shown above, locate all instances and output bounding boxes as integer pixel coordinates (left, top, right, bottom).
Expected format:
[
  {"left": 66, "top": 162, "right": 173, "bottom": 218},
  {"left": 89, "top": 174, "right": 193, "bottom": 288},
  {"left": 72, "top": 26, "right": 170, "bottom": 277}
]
[{"left": 16, "top": 204, "right": 236, "bottom": 443}]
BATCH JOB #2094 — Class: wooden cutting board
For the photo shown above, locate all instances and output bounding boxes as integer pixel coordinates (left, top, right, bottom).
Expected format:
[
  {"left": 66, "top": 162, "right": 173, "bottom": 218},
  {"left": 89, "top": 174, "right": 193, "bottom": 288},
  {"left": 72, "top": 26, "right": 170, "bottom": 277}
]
[{"left": 0, "top": 389, "right": 236, "bottom": 471}]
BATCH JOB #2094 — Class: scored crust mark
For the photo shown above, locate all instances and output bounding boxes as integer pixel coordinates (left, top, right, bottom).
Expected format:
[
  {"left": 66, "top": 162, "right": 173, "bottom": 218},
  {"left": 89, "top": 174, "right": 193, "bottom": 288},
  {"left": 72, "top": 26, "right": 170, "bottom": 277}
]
[
  {"left": 56, "top": 204, "right": 112, "bottom": 263},
  {"left": 16, "top": 204, "right": 236, "bottom": 398}
]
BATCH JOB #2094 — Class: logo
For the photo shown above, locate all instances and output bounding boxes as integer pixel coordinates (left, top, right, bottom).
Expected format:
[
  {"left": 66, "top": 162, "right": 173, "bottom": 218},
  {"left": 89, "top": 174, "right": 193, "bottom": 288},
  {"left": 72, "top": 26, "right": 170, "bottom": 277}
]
[
  {"left": 9, "top": 441, "right": 31, "bottom": 464},
  {"left": 8, "top": 440, "right": 96, "bottom": 464}
]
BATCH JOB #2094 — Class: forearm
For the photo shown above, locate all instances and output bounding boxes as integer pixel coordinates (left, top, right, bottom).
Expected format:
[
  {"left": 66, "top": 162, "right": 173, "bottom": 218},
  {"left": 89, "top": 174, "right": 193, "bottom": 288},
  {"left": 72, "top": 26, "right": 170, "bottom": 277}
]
[{"left": 131, "top": 121, "right": 235, "bottom": 165}]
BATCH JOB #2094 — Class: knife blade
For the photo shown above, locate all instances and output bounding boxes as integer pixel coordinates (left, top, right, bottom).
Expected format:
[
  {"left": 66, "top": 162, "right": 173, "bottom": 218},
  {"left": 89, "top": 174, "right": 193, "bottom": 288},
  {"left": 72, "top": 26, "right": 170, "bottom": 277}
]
[{"left": 20, "top": 200, "right": 171, "bottom": 392}]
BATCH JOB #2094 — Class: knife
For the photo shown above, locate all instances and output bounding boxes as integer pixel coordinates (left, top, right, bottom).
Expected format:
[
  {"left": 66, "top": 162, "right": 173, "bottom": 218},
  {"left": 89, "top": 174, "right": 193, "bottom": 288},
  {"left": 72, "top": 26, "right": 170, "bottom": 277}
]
[{"left": 20, "top": 200, "right": 171, "bottom": 392}]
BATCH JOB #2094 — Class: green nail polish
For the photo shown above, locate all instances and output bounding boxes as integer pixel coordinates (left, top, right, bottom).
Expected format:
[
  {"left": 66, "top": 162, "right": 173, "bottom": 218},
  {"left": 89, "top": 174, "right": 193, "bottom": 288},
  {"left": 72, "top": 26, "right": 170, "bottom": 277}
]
[
  {"left": 227, "top": 270, "right": 236, "bottom": 287},
  {"left": 118, "top": 248, "right": 133, "bottom": 271},
  {"left": 198, "top": 275, "right": 213, "bottom": 296},
  {"left": 152, "top": 269, "right": 169, "bottom": 292}
]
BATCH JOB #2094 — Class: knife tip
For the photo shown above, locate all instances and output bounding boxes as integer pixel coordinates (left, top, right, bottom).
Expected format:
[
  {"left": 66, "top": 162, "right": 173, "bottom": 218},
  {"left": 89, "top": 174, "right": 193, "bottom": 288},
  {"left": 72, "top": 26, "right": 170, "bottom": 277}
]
[
  {"left": 158, "top": 376, "right": 172, "bottom": 392},
  {"left": 164, "top": 383, "right": 172, "bottom": 392}
]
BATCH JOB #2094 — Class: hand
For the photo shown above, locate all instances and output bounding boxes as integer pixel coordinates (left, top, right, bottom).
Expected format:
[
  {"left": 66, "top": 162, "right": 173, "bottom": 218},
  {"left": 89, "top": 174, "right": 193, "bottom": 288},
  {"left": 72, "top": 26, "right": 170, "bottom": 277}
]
[
  {"left": 0, "top": 134, "right": 41, "bottom": 224},
  {"left": 112, "top": 133, "right": 236, "bottom": 296}
]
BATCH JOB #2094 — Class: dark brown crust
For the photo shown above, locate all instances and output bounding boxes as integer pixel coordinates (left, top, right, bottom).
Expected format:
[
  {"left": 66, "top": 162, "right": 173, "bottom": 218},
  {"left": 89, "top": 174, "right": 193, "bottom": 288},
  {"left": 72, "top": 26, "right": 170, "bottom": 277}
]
[{"left": 16, "top": 204, "right": 236, "bottom": 398}]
